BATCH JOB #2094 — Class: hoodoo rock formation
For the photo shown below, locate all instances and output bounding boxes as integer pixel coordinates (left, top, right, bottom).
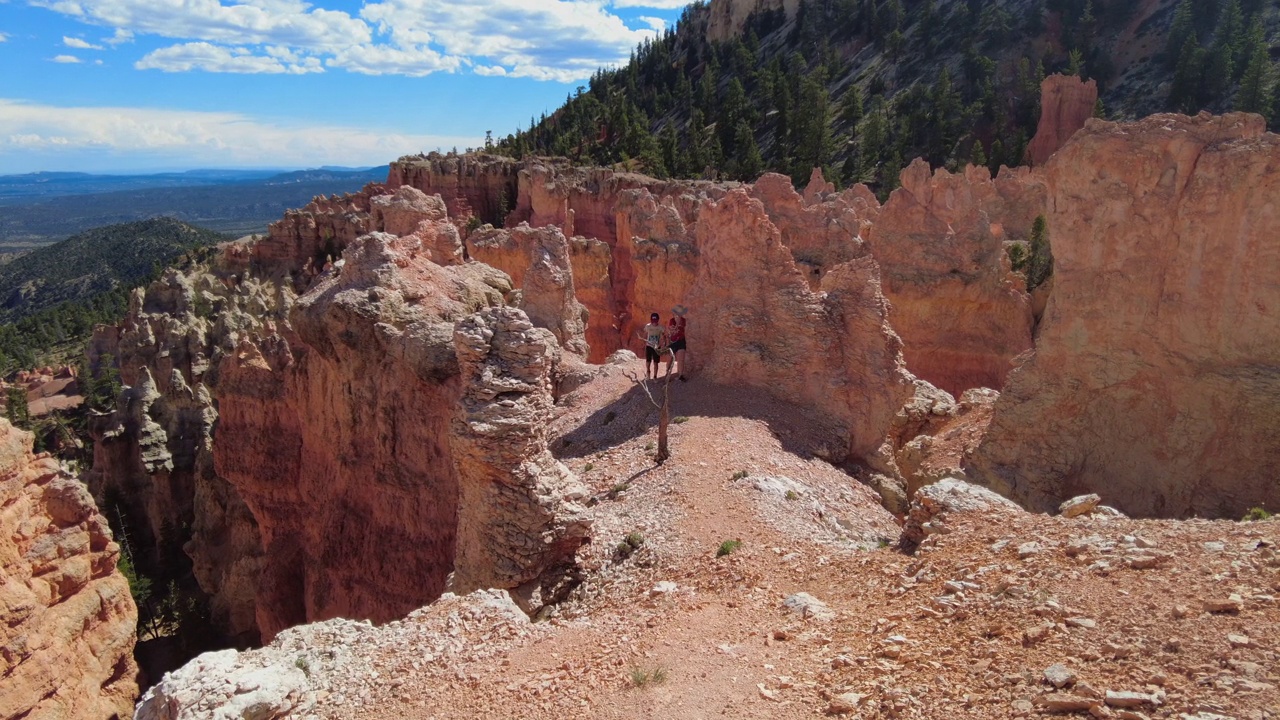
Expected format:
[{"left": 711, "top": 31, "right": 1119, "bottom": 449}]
[
  {"left": 1026, "top": 74, "right": 1099, "bottom": 166},
  {"left": 451, "top": 307, "right": 591, "bottom": 607},
  {"left": 87, "top": 263, "right": 288, "bottom": 644},
  {"left": 216, "top": 232, "right": 516, "bottom": 640},
  {"left": 468, "top": 224, "right": 591, "bottom": 357},
  {"left": 970, "top": 112, "right": 1280, "bottom": 517},
  {"left": 687, "top": 188, "right": 921, "bottom": 471},
  {"left": 0, "top": 418, "right": 138, "bottom": 720},
  {"left": 866, "top": 160, "right": 1044, "bottom": 395}
]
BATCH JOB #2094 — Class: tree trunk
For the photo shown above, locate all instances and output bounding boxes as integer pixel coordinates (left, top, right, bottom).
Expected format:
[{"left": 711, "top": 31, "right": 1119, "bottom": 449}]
[{"left": 655, "top": 366, "right": 672, "bottom": 464}]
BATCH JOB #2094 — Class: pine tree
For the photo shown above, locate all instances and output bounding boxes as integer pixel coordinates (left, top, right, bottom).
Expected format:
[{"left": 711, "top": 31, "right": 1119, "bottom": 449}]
[
  {"left": 734, "top": 121, "right": 765, "bottom": 181},
  {"left": 1166, "top": 0, "right": 1194, "bottom": 68},
  {"left": 838, "top": 85, "right": 864, "bottom": 129},
  {"left": 988, "top": 139, "right": 1004, "bottom": 175},
  {"left": 1169, "top": 36, "right": 1206, "bottom": 112},
  {"left": 970, "top": 141, "right": 987, "bottom": 169},
  {"left": 1235, "top": 21, "right": 1274, "bottom": 119},
  {"left": 5, "top": 386, "right": 30, "bottom": 429}
]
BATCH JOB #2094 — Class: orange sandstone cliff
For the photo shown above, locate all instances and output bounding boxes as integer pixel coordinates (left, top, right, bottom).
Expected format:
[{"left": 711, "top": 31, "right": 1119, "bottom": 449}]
[
  {"left": 969, "top": 112, "right": 1280, "bottom": 517},
  {"left": 0, "top": 418, "right": 138, "bottom": 720},
  {"left": 1026, "top": 74, "right": 1099, "bottom": 166}
]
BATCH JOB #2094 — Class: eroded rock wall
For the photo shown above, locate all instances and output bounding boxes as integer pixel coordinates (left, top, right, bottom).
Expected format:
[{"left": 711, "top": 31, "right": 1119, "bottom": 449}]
[
  {"left": 687, "top": 188, "right": 922, "bottom": 469},
  {"left": 866, "top": 160, "right": 1044, "bottom": 395},
  {"left": 86, "top": 252, "right": 287, "bottom": 644},
  {"left": 468, "top": 224, "right": 590, "bottom": 358},
  {"left": 451, "top": 307, "right": 590, "bottom": 607},
  {"left": 215, "top": 232, "right": 514, "bottom": 640},
  {"left": 1026, "top": 74, "right": 1099, "bottom": 166},
  {"left": 0, "top": 419, "right": 138, "bottom": 720},
  {"left": 969, "top": 112, "right": 1280, "bottom": 517}
]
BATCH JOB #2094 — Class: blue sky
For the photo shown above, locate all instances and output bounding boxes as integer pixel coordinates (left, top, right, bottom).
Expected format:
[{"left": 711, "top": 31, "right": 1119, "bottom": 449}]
[{"left": 0, "top": 0, "right": 691, "bottom": 174}]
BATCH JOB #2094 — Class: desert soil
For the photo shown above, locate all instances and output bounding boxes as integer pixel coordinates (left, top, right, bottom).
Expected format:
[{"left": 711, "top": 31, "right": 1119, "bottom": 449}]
[{"left": 305, "top": 360, "right": 1277, "bottom": 720}]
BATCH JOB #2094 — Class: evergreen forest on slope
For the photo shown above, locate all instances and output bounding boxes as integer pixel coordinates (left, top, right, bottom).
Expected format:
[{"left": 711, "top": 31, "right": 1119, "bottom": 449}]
[
  {"left": 494, "top": 0, "right": 1280, "bottom": 195},
  {"left": 0, "top": 218, "right": 225, "bottom": 371}
]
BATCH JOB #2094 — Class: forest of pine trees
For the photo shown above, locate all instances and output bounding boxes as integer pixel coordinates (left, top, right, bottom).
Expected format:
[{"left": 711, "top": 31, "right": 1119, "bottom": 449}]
[{"left": 494, "top": 0, "right": 1279, "bottom": 196}]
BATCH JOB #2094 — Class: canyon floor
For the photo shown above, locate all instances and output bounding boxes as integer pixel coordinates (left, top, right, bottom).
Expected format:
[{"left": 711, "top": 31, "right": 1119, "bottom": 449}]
[{"left": 162, "top": 359, "right": 1279, "bottom": 720}]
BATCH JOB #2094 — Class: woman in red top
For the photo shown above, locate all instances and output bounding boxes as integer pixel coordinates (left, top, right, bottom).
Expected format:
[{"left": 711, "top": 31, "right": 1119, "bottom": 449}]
[{"left": 668, "top": 305, "right": 689, "bottom": 381}]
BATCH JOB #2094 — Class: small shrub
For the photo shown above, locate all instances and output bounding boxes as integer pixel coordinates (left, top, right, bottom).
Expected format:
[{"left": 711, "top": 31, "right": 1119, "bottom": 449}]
[
  {"left": 295, "top": 656, "right": 311, "bottom": 677},
  {"left": 877, "top": 539, "right": 890, "bottom": 549},
  {"left": 785, "top": 490, "right": 799, "bottom": 501},
  {"left": 645, "top": 442, "right": 655, "bottom": 451},
  {"left": 731, "top": 470, "right": 748, "bottom": 480},
  {"left": 1243, "top": 506, "right": 1272, "bottom": 521},
  {"left": 672, "top": 415, "right": 690, "bottom": 424},
  {"left": 625, "top": 531, "right": 645, "bottom": 548},
  {"left": 716, "top": 539, "right": 742, "bottom": 557},
  {"left": 584, "top": 462, "right": 594, "bottom": 472},
  {"left": 629, "top": 666, "right": 669, "bottom": 688},
  {"left": 607, "top": 481, "right": 631, "bottom": 499}
]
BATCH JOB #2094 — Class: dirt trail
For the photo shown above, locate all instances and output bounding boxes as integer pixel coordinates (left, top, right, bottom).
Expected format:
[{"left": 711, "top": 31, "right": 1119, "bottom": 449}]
[{"left": 328, "top": 360, "right": 1278, "bottom": 720}]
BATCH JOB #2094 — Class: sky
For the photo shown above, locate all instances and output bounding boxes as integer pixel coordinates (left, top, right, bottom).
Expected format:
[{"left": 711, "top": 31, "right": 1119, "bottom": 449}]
[{"left": 0, "top": 0, "right": 692, "bottom": 174}]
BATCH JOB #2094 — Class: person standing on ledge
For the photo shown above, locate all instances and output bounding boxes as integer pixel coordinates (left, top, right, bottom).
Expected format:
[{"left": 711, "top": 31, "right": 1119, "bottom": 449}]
[
  {"left": 669, "top": 305, "right": 689, "bottom": 382},
  {"left": 638, "top": 312, "right": 668, "bottom": 380}
]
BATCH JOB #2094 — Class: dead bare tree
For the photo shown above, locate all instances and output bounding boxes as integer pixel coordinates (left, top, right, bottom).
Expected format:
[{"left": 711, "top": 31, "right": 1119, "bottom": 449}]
[{"left": 625, "top": 356, "right": 674, "bottom": 465}]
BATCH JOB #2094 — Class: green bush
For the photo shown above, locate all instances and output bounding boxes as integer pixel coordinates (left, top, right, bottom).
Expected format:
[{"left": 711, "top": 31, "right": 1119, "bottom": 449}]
[
  {"left": 716, "top": 539, "right": 742, "bottom": 557},
  {"left": 1243, "top": 506, "right": 1272, "bottom": 521}
]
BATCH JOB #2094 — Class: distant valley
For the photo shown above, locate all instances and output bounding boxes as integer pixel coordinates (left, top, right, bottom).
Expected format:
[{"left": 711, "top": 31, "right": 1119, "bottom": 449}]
[{"left": 0, "top": 165, "right": 389, "bottom": 249}]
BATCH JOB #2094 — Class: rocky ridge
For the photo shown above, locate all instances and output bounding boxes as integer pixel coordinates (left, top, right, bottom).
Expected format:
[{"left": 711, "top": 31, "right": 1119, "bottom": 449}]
[
  {"left": 0, "top": 417, "right": 138, "bottom": 720},
  {"left": 73, "top": 110, "right": 1280, "bottom": 718},
  {"left": 122, "top": 362, "right": 1280, "bottom": 719},
  {"left": 970, "top": 112, "right": 1280, "bottom": 518}
]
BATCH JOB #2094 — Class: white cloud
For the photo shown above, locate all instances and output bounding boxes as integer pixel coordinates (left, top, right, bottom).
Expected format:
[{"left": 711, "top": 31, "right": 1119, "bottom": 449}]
[
  {"left": 105, "top": 27, "right": 134, "bottom": 45},
  {"left": 137, "top": 41, "right": 323, "bottom": 73},
  {"left": 0, "top": 32, "right": 8, "bottom": 43},
  {"left": 63, "top": 35, "right": 103, "bottom": 49},
  {"left": 612, "top": 0, "right": 689, "bottom": 8},
  {"left": 52, "top": 54, "right": 82, "bottom": 62},
  {"left": 0, "top": 98, "right": 480, "bottom": 170},
  {"left": 29, "top": 0, "right": 372, "bottom": 51},
  {"left": 30, "top": 0, "right": 664, "bottom": 82}
]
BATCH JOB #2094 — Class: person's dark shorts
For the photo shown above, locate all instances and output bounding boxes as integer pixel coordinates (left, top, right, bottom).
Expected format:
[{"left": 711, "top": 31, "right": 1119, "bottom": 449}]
[
  {"left": 645, "top": 346, "right": 663, "bottom": 362},
  {"left": 669, "top": 338, "right": 686, "bottom": 353}
]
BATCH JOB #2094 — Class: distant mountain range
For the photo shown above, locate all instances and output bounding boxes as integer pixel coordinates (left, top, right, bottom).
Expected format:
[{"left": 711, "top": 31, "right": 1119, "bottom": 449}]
[
  {"left": 0, "top": 166, "right": 387, "bottom": 201},
  {"left": 0, "top": 166, "right": 389, "bottom": 248}
]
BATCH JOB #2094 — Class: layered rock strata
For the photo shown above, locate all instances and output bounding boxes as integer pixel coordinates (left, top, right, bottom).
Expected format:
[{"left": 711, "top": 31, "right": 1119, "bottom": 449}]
[
  {"left": 468, "top": 224, "right": 591, "bottom": 357},
  {"left": 451, "top": 307, "right": 591, "bottom": 607},
  {"left": 970, "top": 112, "right": 1280, "bottom": 517},
  {"left": 87, "top": 256, "right": 287, "bottom": 644},
  {"left": 0, "top": 418, "right": 138, "bottom": 720},
  {"left": 215, "top": 232, "right": 515, "bottom": 640},
  {"left": 866, "top": 160, "right": 1043, "bottom": 395}
]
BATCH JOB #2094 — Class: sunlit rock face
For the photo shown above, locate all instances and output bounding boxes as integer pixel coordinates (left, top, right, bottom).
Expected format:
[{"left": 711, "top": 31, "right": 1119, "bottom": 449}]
[{"left": 970, "top": 112, "right": 1280, "bottom": 518}]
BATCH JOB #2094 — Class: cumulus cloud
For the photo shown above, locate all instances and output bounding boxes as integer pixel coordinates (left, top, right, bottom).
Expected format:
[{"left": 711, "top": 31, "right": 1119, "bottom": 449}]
[
  {"left": 0, "top": 33, "right": 8, "bottom": 43},
  {"left": 52, "top": 54, "right": 81, "bottom": 62},
  {"left": 30, "top": 0, "right": 373, "bottom": 51},
  {"left": 30, "top": 0, "right": 669, "bottom": 82},
  {"left": 63, "top": 36, "right": 103, "bottom": 49},
  {"left": 612, "top": 0, "right": 690, "bottom": 8},
  {"left": 137, "top": 41, "right": 323, "bottom": 73},
  {"left": 0, "top": 98, "right": 480, "bottom": 170}
]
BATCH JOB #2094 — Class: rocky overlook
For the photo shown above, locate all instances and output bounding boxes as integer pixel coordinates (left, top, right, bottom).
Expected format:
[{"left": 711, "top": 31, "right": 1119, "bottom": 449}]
[{"left": 48, "top": 107, "right": 1280, "bottom": 719}]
